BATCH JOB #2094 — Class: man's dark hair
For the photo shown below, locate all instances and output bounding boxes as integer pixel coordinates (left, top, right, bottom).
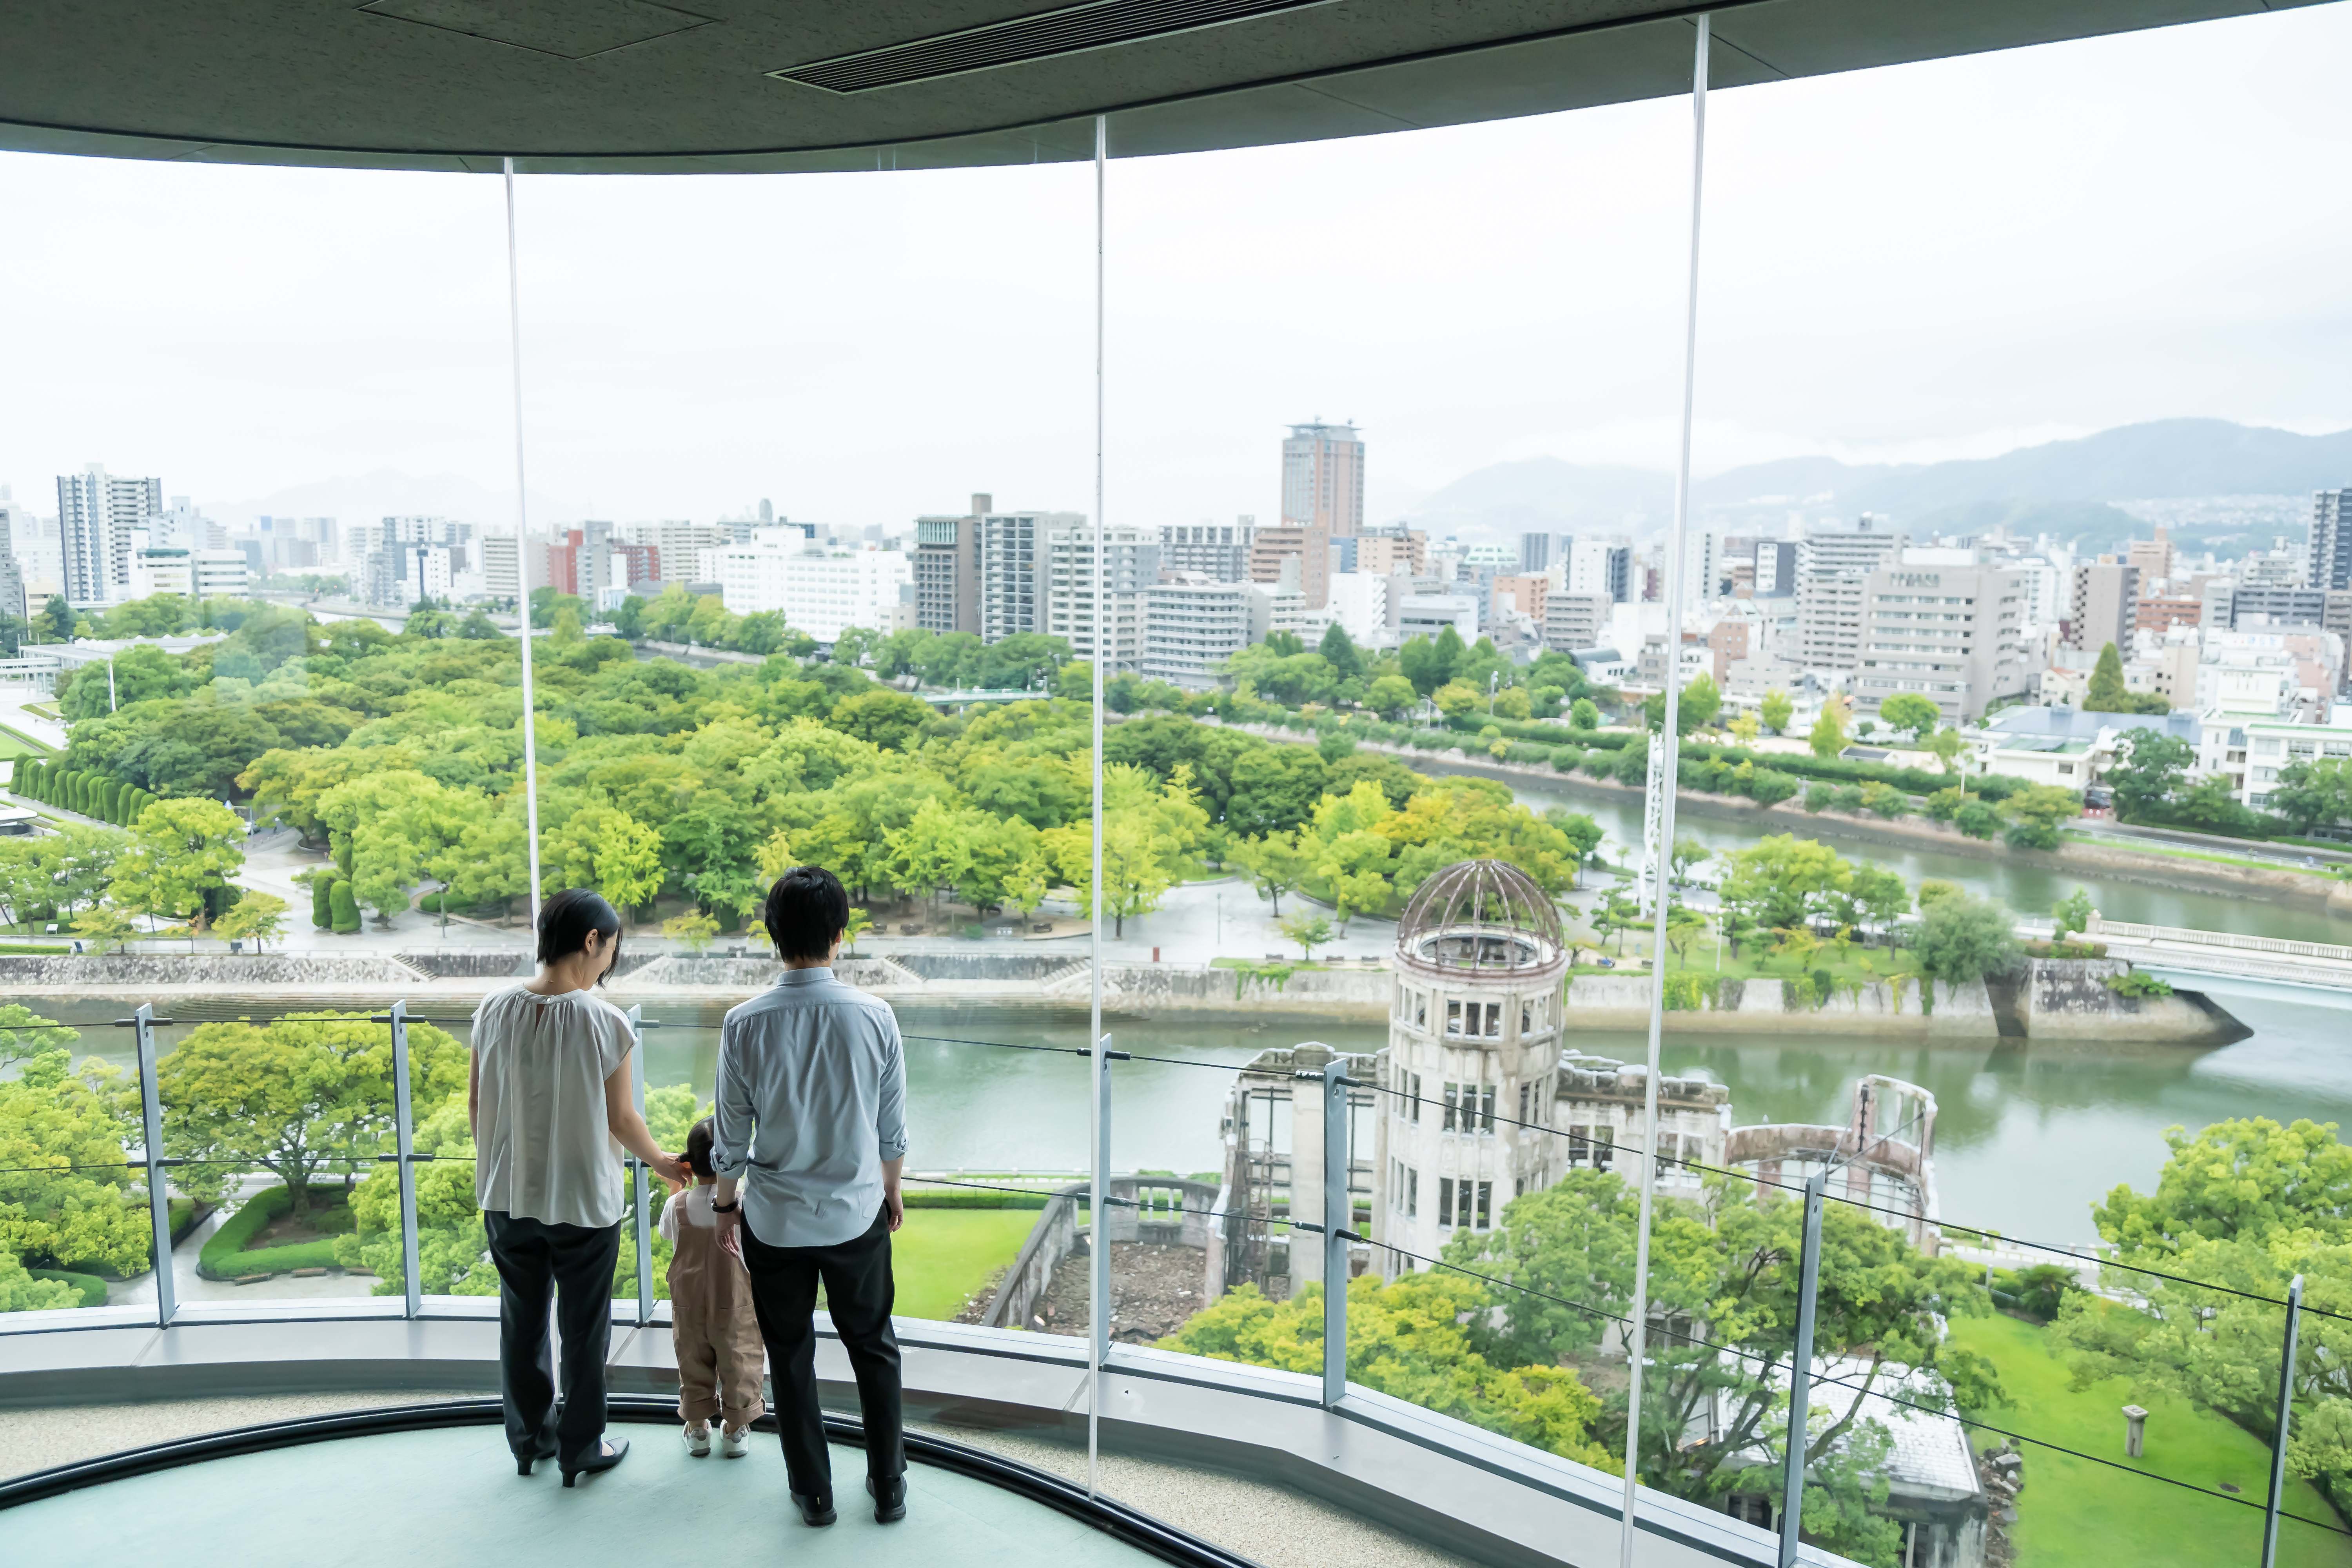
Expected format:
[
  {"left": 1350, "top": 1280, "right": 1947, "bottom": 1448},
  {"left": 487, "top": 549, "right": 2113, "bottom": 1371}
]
[
  {"left": 538, "top": 887, "right": 623, "bottom": 982},
  {"left": 765, "top": 866, "right": 849, "bottom": 961},
  {"left": 683, "top": 1116, "right": 717, "bottom": 1180}
]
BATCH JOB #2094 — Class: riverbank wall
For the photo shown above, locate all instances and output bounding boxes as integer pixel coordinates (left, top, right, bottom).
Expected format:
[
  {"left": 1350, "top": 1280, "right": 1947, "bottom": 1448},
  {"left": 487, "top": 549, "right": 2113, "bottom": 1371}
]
[
  {"left": 0, "top": 953, "right": 2243, "bottom": 1042},
  {"left": 1225, "top": 725, "right": 2352, "bottom": 913}
]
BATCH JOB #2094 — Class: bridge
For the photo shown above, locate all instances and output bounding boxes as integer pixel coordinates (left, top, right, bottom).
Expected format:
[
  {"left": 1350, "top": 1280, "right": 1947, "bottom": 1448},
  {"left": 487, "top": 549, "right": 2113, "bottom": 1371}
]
[{"left": 2019, "top": 913, "right": 2352, "bottom": 995}]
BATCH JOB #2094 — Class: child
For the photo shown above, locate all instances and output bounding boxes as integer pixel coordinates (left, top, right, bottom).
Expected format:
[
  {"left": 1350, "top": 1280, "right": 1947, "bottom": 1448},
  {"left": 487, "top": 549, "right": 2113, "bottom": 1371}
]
[{"left": 661, "top": 1117, "right": 768, "bottom": 1457}]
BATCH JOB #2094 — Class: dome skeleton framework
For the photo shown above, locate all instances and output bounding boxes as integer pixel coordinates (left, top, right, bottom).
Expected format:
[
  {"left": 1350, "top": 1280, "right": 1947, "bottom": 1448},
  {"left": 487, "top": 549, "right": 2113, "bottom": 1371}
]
[{"left": 1395, "top": 858, "right": 1564, "bottom": 979}]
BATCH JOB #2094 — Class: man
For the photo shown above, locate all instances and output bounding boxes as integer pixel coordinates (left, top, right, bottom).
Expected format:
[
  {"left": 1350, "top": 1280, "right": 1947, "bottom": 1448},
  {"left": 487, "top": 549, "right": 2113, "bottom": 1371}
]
[{"left": 711, "top": 865, "right": 909, "bottom": 1526}]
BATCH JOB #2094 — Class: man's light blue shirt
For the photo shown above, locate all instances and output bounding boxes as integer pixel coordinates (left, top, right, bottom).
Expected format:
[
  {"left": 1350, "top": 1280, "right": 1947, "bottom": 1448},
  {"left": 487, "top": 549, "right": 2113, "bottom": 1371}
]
[{"left": 711, "top": 967, "right": 908, "bottom": 1248}]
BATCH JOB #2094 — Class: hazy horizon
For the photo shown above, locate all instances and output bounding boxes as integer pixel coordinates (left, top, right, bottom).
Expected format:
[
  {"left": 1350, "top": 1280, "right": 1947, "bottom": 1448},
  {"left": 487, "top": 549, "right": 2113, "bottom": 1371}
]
[{"left": 2, "top": 4, "right": 2348, "bottom": 536}]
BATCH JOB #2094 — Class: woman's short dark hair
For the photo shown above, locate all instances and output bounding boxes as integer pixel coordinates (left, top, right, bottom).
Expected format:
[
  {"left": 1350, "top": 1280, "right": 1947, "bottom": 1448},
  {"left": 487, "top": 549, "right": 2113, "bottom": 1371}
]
[
  {"left": 683, "top": 1116, "right": 717, "bottom": 1180},
  {"left": 538, "top": 887, "right": 623, "bottom": 983},
  {"left": 765, "top": 866, "right": 849, "bottom": 961}
]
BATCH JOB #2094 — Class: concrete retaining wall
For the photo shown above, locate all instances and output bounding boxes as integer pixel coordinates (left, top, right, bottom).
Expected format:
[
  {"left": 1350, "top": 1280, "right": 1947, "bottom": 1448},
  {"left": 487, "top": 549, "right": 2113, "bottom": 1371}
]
[{"left": 0, "top": 954, "right": 427, "bottom": 986}]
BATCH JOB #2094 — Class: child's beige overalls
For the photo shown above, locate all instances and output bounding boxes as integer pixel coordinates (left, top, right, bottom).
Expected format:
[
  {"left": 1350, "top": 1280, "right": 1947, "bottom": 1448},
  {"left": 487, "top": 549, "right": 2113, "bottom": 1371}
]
[{"left": 669, "top": 1207, "right": 768, "bottom": 1428}]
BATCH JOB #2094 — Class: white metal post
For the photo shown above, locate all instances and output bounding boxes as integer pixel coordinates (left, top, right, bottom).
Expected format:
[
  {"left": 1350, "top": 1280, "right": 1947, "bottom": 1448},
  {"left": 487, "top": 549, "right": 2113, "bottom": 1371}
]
[
  {"left": 1087, "top": 107, "right": 1110, "bottom": 1504},
  {"left": 1621, "top": 18, "right": 1710, "bottom": 1564},
  {"left": 128, "top": 1003, "right": 175, "bottom": 1328},
  {"left": 2261, "top": 1274, "right": 2306, "bottom": 1568},
  {"left": 503, "top": 156, "right": 544, "bottom": 930},
  {"left": 1323, "top": 1065, "right": 1350, "bottom": 1408},
  {"left": 628, "top": 1003, "right": 655, "bottom": 1327},
  {"left": 386, "top": 1000, "right": 422, "bottom": 1319},
  {"left": 1779, "top": 1172, "right": 1827, "bottom": 1567}
]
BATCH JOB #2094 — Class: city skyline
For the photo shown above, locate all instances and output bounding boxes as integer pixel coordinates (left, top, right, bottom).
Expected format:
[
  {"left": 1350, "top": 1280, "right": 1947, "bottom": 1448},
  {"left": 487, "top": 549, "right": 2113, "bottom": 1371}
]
[{"left": 0, "top": 6, "right": 2347, "bottom": 537}]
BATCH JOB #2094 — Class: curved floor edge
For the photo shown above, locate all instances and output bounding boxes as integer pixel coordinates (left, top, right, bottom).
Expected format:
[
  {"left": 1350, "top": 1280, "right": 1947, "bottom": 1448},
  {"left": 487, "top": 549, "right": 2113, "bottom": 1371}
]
[{"left": 0, "top": 1395, "right": 1264, "bottom": 1568}]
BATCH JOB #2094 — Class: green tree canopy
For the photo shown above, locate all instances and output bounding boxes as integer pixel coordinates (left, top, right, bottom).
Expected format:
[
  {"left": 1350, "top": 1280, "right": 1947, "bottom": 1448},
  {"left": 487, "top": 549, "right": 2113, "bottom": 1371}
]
[{"left": 158, "top": 1013, "right": 468, "bottom": 1218}]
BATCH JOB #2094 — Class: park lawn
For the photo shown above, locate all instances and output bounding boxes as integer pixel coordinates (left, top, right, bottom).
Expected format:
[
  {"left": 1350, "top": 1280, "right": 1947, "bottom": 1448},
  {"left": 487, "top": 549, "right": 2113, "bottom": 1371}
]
[
  {"left": 889, "top": 1206, "right": 1039, "bottom": 1321},
  {"left": 1949, "top": 1312, "right": 2352, "bottom": 1568},
  {"left": 0, "top": 724, "right": 53, "bottom": 759},
  {"left": 2060, "top": 829, "right": 2338, "bottom": 881}
]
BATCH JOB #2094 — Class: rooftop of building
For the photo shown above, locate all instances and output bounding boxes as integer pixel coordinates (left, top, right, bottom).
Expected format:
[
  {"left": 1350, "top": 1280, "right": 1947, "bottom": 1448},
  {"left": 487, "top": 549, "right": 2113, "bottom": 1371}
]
[{"left": 1980, "top": 704, "right": 2199, "bottom": 744}]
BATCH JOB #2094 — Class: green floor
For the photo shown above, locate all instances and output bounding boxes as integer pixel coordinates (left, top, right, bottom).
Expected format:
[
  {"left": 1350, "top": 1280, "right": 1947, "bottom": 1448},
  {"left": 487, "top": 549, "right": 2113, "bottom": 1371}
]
[{"left": 4, "top": 1426, "right": 1161, "bottom": 1567}]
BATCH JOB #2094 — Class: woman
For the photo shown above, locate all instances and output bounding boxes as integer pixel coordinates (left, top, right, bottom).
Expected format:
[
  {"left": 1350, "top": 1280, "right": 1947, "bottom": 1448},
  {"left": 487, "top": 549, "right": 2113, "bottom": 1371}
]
[{"left": 471, "top": 888, "right": 681, "bottom": 1485}]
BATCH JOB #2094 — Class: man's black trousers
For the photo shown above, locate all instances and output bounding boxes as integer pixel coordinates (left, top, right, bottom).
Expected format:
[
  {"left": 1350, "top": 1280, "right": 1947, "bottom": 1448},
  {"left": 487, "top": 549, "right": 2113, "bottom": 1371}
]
[
  {"left": 483, "top": 1209, "right": 622, "bottom": 1467},
  {"left": 741, "top": 1207, "right": 904, "bottom": 1502}
]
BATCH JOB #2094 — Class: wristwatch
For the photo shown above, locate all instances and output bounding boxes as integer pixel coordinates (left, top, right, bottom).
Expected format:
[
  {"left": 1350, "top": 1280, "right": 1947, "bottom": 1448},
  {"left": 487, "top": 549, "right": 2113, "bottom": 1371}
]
[{"left": 711, "top": 1198, "right": 740, "bottom": 1214}]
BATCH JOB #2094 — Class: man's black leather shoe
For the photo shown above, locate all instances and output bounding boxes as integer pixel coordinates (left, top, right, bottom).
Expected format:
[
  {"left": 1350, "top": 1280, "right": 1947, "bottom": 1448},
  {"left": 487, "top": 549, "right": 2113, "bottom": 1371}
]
[
  {"left": 868, "top": 1474, "right": 907, "bottom": 1523},
  {"left": 793, "top": 1492, "right": 838, "bottom": 1527}
]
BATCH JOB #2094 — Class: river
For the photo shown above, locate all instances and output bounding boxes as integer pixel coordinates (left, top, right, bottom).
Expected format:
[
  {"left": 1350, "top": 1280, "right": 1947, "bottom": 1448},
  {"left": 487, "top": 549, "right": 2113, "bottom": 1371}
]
[{"left": 36, "top": 975, "right": 2352, "bottom": 1246}]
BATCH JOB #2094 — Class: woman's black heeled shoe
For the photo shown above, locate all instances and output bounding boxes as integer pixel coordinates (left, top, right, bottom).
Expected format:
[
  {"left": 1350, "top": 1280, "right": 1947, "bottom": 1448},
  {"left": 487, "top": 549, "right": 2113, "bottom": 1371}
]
[
  {"left": 561, "top": 1437, "right": 630, "bottom": 1487},
  {"left": 517, "top": 1439, "right": 558, "bottom": 1476}
]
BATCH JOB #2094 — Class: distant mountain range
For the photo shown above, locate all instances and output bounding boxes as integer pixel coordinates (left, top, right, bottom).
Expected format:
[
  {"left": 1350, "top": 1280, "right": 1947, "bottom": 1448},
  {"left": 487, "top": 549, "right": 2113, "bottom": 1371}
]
[{"left": 1406, "top": 419, "right": 2352, "bottom": 547}]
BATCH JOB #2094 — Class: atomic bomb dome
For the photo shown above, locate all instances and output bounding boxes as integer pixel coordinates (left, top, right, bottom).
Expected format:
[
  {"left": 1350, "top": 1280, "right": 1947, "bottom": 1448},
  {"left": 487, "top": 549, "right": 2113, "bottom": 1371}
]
[{"left": 1373, "top": 860, "right": 1568, "bottom": 1276}]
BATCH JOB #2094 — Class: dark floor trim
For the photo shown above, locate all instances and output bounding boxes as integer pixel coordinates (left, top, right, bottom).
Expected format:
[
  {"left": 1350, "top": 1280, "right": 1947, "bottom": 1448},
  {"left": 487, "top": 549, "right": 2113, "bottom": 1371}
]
[{"left": 0, "top": 1395, "right": 1263, "bottom": 1568}]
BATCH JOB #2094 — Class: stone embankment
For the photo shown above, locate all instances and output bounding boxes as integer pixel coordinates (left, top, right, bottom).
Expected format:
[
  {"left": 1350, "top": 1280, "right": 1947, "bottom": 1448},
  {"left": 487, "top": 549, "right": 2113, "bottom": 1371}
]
[{"left": 0, "top": 952, "right": 2242, "bottom": 1041}]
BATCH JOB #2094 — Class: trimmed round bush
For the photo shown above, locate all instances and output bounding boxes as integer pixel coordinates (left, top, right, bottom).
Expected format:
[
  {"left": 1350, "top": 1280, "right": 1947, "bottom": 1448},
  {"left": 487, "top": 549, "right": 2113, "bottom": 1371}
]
[
  {"left": 328, "top": 880, "right": 362, "bottom": 935},
  {"left": 311, "top": 877, "right": 334, "bottom": 929}
]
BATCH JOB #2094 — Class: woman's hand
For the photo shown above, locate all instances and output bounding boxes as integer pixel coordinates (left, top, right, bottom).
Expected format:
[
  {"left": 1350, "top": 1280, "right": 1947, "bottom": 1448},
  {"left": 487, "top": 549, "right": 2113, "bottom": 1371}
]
[{"left": 648, "top": 1151, "right": 685, "bottom": 1187}]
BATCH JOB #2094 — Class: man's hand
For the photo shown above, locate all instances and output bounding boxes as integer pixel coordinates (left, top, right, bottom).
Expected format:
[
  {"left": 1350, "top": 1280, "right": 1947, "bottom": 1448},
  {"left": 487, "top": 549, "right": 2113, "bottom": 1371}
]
[
  {"left": 713, "top": 1203, "right": 743, "bottom": 1260},
  {"left": 883, "top": 1181, "right": 904, "bottom": 1233}
]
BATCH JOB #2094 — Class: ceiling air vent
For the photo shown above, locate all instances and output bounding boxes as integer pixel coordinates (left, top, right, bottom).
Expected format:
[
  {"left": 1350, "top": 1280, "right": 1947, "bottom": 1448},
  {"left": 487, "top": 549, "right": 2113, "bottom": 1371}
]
[{"left": 771, "top": 0, "right": 1338, "bottom": 96}]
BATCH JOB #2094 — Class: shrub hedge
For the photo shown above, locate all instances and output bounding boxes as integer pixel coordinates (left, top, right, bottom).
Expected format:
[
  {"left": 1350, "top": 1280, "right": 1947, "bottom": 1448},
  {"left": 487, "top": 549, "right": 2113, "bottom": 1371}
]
[
  {"left": 13, "top": 760, "right": 159, "bottom": 826},
  {"left": 903, "top": 1191, "right": 1051, "bottom": 1210},
  {"left": 28, "top": 1268, "right": 108, "bottom": 1307},
  {"left": 328, "top": 880, "right": 361, "bottom": 935},
  {"left": 198, "top": 1185, "right": 354, "bottom": 1279}
]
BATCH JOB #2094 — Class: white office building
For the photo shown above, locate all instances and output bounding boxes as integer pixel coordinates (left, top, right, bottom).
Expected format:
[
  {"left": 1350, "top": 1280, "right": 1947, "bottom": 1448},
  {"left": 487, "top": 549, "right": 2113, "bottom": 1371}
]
[
  {"left": 1399, "top": 593, "right": 1480, "bottom": 644},
  {"left": 1851, "top": 553, "right": 2034, "bottom": 724},
  {"left": 1566, "top": 539, "right": 1632, "bottom": 603},
  {"left": 715, "top": 541, "right": 910, "bottom": 643},
  {"left": 1325, "top": 570, "right": 1401, "bottom": 648}
]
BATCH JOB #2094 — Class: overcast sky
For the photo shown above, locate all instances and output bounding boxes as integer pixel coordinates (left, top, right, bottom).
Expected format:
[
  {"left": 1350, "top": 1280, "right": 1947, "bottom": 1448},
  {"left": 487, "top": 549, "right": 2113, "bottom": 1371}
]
[{"left": 2, "top": 5, "right": 2348, "bottom": 536}]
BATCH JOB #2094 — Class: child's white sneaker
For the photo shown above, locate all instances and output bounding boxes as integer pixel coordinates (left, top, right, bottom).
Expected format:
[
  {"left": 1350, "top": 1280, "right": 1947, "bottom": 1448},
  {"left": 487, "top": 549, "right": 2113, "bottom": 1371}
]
[
  {"left": 719, "top": 1426, "right": 750, "bottom": 1459},
  {"left": 682, "top": 1423, "right": 711, "bottom": 1457}
]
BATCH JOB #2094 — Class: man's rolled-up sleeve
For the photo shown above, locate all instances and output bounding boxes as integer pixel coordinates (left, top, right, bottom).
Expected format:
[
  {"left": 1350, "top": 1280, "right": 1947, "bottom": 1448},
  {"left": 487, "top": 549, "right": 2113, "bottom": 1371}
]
[
  {"left": 711, "top": 1014, "right": 753, "bottom": 1176},
  {"left": 876, "top": 1014, "right": 908, "bottom": 1163}
]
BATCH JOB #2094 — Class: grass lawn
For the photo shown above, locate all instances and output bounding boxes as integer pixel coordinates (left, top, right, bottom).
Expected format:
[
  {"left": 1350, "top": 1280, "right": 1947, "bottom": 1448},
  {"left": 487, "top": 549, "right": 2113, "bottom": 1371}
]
[
  {"left": 2061, "top": 829, "right": 2340, "bottom": 881},
  {"left": 0, "top": 725, "right": 54, "bottom": 761},
  {"left": 1950, "top": 1313, "right": 2352, "bottom": 1567},
  {"left": 890, "top": 1207, "right": 1038, "bottom": 1321}
]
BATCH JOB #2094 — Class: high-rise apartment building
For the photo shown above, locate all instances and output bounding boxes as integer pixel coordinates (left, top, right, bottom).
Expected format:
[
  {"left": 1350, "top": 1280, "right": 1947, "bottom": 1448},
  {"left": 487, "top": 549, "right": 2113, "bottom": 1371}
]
[
  {"left": 1046, "top": 523, "right": 1159, "bottom": 670},
  {"left": 1159, "top": 518, "right": 1256, "bottom": 583},
  {"left": 1796, "top": 571, "right": 1870, "bottom": 673},
  {"left": 2230, "top": 586, "right": 2330, "bottom": 630},
  {"left": 914, "top": 494, "right": 987, "bottom": 635},
  {"left": 1566, "top": 540, "right": 1631, "bottom": 604},
  {"left": 2126, "top": 529, "right": 2174, "bottom": 584},
  {"left": 1519, "top": 531, "right": 1573, "bottom": 573},
  {"left": 1141, "top": 580, "right": 1261, "bottom": 689},
  {"left": 1753, "top": 540, "right": 1798, "bottom": 598},
  {"left": 1279, "top": 422, "right": 1364, "bottom": 610},
  {"left": 619, "top": 520, "right": 726, "bottom": 583},
  {"left": 1541, "top": 591, "right": 1613, "bottom": 655},
  {"left": 0, "top": 499, "right": 27, "bottom": 620},
  {"left": 2312, "top": 489, "right": 2352, "bottom": 594},
  {"left": 980, "top": 508, "right": 1082, "bottom": 643},
  {"left": 2066, "top": 560, "right": 2141, "bottom": 653},
  {"left": 480, "top": 534, "right": 522, "bottom": 604},
  {"left": 57, "top": 465, "right": 161, "bottom": 605},
  {"left": 1357, "top": 527, "right": 1426, "bottom": 576},
  {"left": 1798, "top": 517, "right": 1905, "bottom": 578},
  {"left": 1853, "top": 555, "right": 2033, "bottom": 723},
  {"left": 1281, "top": 423, "right": 1363, "bottom": 536}
]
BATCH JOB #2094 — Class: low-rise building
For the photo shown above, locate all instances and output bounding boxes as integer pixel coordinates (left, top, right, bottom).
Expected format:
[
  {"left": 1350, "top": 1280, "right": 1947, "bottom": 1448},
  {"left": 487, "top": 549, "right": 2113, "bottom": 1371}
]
[
  {"left": 1972, "top": 705, "right": 2198, "bottom": 789},
  {"left": 2242, "top": 708, "right": 2352, "bottom": 815},
  {"left": 714, "top": 540, "right": 910, "bottom": 642}
]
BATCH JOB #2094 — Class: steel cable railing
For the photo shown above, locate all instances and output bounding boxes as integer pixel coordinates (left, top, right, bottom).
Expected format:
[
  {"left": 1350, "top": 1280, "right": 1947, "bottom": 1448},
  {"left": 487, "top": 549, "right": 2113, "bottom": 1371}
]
[{"left": 15, "top": 1005, "right": 2342, "bottom": 1559}]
